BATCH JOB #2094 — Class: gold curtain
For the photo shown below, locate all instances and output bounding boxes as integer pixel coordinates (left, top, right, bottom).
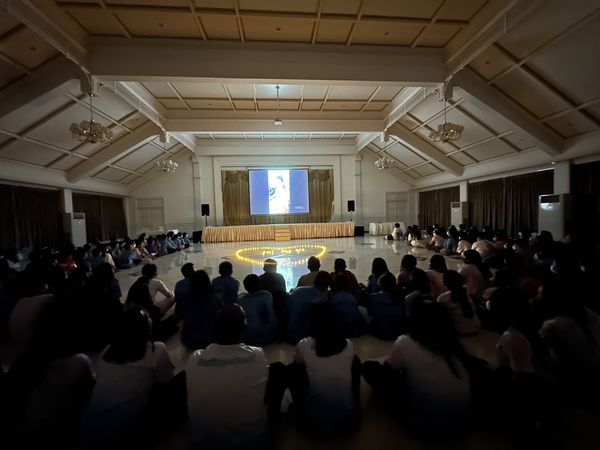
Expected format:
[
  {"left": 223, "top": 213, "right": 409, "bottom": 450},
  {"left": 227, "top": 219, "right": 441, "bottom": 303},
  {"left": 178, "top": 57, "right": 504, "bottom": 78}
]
[{"left": 221, "top": 169, "right": 334, "bottom": 225}]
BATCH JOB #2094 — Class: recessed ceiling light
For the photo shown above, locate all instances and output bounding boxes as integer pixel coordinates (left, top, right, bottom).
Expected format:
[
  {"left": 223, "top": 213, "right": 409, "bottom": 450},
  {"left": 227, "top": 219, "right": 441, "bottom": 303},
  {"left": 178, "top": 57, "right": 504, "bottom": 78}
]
[
  {"left": 274, "top": 118, "right": 283, "bottom": 126},
  {"left": 29, "top": 46, "right": 37, "bottom": 51},
  {"left": 276, "top": 27, "right": 281, "bottom": 31},
  {"left": 384, "top": 31, "right": 389, "bottom": 36},
  {"left": 158, "top": 22, "right": 165, "bottom": 28}
]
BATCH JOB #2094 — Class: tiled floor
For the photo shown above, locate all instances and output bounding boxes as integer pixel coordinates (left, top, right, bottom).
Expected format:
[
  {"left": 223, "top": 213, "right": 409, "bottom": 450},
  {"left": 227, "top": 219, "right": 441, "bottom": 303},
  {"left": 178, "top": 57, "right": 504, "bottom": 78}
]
[{"left": 114, "top": 236, "right": 600, "bottom": 450}]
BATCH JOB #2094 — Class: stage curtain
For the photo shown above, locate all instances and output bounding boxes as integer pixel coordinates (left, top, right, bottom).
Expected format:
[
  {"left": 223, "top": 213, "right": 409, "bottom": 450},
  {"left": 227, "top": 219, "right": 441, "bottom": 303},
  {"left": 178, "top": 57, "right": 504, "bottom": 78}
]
[
  {"left": 222, "top": 171, "right": 251, "bottom": 226},
  {"left": 571, "top": 161, "right": 600, "bottom": 239},
  {"left": 14, "top": 187, "right": 62, "bottom": 249},
  {"left": 504, "top": 170, "right": 553, "bottom": 237},
  {"left": 468, "top": 179, "right": 505, "bottom": 231},
  {"left": 418, "top": 186, "right": 459, "bottom": 227},
  {"left": 222, "top": 169, "right": 333, "bottom": 225},
  {"left": 73, "top": 193, "right": 127, "bottom": 241},
  {"left": 0, "top": 184, "right": 18, "bottom": 249}
]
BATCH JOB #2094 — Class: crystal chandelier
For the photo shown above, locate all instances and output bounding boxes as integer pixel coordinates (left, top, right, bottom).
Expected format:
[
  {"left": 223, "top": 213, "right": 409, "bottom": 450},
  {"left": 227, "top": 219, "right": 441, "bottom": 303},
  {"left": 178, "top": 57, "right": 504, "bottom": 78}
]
[
  {"left": 156, "top": 130, "right": 178, "bottom": 173},
  {"left": 69, "top": 94, "right": 113, "bottom": 144},
  {"left": 429, "top": 98, "right": 464, "bottom": 143},
  {"left": 374, "top": 154, "right": 394, "bottom": 170}
]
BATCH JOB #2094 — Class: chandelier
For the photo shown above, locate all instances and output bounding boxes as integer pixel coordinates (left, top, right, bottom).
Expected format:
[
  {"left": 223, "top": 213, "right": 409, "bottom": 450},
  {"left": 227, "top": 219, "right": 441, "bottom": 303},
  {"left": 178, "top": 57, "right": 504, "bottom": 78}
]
[
  {"left": 69, "top": 94, "right": 113, "bottom": 144},
  {"left": 374, "top": 154, "right": 394, "bottom": 170},
  {"left": 156, "top": 130, "right": 178, "bottom": 173},
  {"left": 429, "top": 98, "right": 463, "bottom": 143}
]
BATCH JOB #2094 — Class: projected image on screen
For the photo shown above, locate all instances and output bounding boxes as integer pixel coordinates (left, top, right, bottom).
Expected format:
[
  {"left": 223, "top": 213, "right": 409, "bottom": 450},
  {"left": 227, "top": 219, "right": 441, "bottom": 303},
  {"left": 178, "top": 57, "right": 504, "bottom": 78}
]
[{"left": 249, "top": 169, "right": 309, "bottom": 215}]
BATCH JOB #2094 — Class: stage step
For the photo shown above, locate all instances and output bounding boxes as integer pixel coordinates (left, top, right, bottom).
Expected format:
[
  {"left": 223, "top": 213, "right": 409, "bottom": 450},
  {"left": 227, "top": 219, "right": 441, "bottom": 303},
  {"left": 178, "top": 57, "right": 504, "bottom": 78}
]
[{"left": 274, "top": 225, "right": 291, "bottom": 241}]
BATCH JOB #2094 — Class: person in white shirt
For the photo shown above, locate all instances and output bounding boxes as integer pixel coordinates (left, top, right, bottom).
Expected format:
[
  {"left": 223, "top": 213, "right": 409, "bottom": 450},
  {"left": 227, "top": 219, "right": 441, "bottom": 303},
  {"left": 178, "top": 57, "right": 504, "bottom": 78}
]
[
  {"left": 427, "top": 254, "right": 448, "bottom": 300},
  {"left": 436, "top": 270, "right": 480, "bottom": 336},
  {"left": 362, "top": 302, "right": 471, "bottom": 436},
  {"left": 290, "top": 301, "right": 361, "bottom": 437},
  {"left": 392, "top": 223, "right": 403, "bottom": 240},
  {"left": 471, "top": 234, "right": 496, "bottom": 261},
  {"left": 141, "top": 263, "right": 175, "bottom": 315},
  {"left": 186, "top": 304, "right": 274, "bottom": 450},
  {"left": 81, "top": 307, "right": 177, "bottom": 450}
]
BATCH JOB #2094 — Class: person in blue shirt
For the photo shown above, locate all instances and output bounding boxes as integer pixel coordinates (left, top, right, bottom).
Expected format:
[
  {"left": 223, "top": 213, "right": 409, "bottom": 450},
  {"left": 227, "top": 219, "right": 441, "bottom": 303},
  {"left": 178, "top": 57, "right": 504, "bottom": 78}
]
[
  {"left": 366, "top": 273, "right": 404, "bottom": 340},
  {"left": 237, "top": 274, "right": 278, "bottom": 347},
  {"left": 174, "top": 262, "right": 195, "bottom": 307},
  {"left": 286, "top": 271, "right": 331, "bottom": 344},
  {"left": 165, "top": 232, "right": 177, "bottom": 254},
  {"left": 212, "top": 261, "right": 240, "bottom": 303},
  {"left": 181, "top": 232, "right": 191, "bottom": 248},
  {"left": 329, "top": 275, "right": 366, "bottom": 338}
]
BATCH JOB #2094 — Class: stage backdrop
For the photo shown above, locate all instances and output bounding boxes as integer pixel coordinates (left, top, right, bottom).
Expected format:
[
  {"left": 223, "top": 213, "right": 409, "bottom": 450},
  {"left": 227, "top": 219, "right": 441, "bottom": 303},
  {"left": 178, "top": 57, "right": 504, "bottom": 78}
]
[{"left": 222, "top": 169, "right": 333, "bottom": 225}]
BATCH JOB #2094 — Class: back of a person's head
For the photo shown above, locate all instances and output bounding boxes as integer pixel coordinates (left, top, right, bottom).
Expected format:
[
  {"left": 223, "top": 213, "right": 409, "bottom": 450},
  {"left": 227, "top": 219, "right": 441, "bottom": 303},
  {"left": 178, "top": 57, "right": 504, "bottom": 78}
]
[
  {"left": 333, "top": 258, "right": 347, "bottom": 272},
  {"left": 412, "top": 268, "right": 431, "bottom": 293},
  {"left": 409, "top": 302, "right": 462, "bottom": 362},
  {"left": 310, "top": 301, "right": 346, "bottom": 357},
  {"left": 443, "top": 270, "right": 464, "bottom": 291},
  {"left": 401, "top": 254, "right": 417, "bottom": 271},
  {"left": 141, "top": 263, "right": 158, "bottom": 279},
  {"left": 429, "top": 254, "right": 447, "bottom": 273},
  {"left": 243, "top": 273, "right": 261, "bottom": 293},
  {"left": 263, "top": 258, "right": 277, "bottom": 272},
  {"left": 307, "top": 256, "right": 321, "bottom": 272},
  {"left": 104, "top": 307, "right": 151, "bottom": 364},
  {"left": 215, "top": 303, "right": 247, "bottom": 345},
  {"left": 463, "top": 249, "right": 481, "bottom": 265},
  {"left": 219, "top": 261, "right": 233, "bottom": 276},
  {"left": 371, "top": 257, "right": 388, "bottom": 276},
  {"left": 379, "top": 272, "right": 397, "bottom": 293},
  {"left": 333, "top": 274, "right": 349, "bottom": 292},
  {"left": 394, "top": 223, "right": 400, "bottom": 228},
  {"left": 314, "top": 271, "right": 332, "bottom": 291},
  {"left": 127, "top": 281, "right": 152, "bottom": 305},
  {"left": 181, "top": 262, "right": 195, "bottom": 278},
  {"left": 191, "top": 270, "right": 213, "bottom": 298},
  {"left": 92, "top": 262, "right": 114, "bottom": 282}
]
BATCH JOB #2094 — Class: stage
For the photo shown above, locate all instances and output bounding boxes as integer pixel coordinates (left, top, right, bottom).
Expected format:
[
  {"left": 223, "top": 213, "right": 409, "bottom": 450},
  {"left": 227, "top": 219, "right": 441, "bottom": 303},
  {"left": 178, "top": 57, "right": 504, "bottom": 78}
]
[{"left": 201, "top": 221, "right": 355, "bottom": 243}]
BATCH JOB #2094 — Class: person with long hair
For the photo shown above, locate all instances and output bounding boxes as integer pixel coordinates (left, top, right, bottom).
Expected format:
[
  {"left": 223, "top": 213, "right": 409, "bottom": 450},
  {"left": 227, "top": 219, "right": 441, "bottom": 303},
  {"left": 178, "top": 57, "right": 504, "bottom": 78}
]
[
  {"left": 366, "top": 272, "right": 404, "bottom": 340},
  {"left": 366, "top": 257, "right": 389, "bottom": 293},
  {"left": 437, "top": 270, "right": 480, "bottom": 336},
  {"left": 329, "top": 275, "right": 366, "bottom": 338},
  {"left": 427, "top": 254, "right": 448, "bottom": 300},
  {"left": 363, "top": 302, "right": 471, "bottom": 436},
  {"left": 460, "top": 250, "right": 490, "bottom": 304},
  {"left": 176, "top": 269, "right": 222, "bottom": 350},
  {"left": 291, "top": 301, "right": 361, "bottom": 437},
  {"left": 81, "top": 307, "right": 175, "bottom": 450}
]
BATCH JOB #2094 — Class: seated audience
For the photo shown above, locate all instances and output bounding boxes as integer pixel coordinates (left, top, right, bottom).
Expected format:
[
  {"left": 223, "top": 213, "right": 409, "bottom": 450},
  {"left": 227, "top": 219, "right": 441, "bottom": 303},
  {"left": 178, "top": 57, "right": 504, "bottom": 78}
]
[
  {"left": 176, "top": 270, "right": 222, "bottom": 350},
  {"left": 140, "top": 263, "right": 176, "bottom": 315},
  {"left": 427, "top": 228, "right": 446, "bottom": 251},
  {"left": 330, "top": 258, "right": 361, "bottom": 300},
  {"left": 366, "top": 273, "right": 404, "bottom": 340},
  {"left": 459, "top": 250, "right": 489, "bottom": 304},
  {"left": 329, "top": 275, "right": 366, "bottom": 338},
  {"left": 404, "top": 268, "right": 433, "bottom": 317},
  {"left": 238, "top": 274, "right": 278, "bottom": 347},
  {"left": 286, "top": 271, "right": 331, "bottom": 344},
  {"left": 212, "top": 261, "right": 240, "bottom": 303},
  {"left": 392, "top": 223, "right": 403, "bottom": 240},
  {"left": 471, "top": 233, "right": 496, "bottom": 262},
  {"left": 442, "top": 227, "right": 459, "bottom": 255},
  {"left": 456, "top": 232, "right": 472, "bottom": 255},
  {"left": 427, "top": 254, "right": 448, "bottom": 300},
  {"left": 296, "top": 256, "right": 321, "bottom": 288},
  {"left": 437, "top": 270, "right": 480, "bottom": 336},
  {"left": 3, "top": 301, "right": 95, "bottom": 449},
  {"left": 366, "top": 257, "right": 389, "bottom": 294},
  {"left": 362, "top": 302, "right": 471, "bottom": 436},
  {"left": 259, "top": 258, "right": 287, "bottom": 294},
  {"left": 186, "top": 304, "right": 270, "bottom": 450},
  {"left": 290, "top": 301, "right": 361, "bottom": 437},
  {"left": 165, "top": 232, "right": 178, "bottom": 254},
  {"left": 81, "top": 307, "right": 176, "bottom": 450}
]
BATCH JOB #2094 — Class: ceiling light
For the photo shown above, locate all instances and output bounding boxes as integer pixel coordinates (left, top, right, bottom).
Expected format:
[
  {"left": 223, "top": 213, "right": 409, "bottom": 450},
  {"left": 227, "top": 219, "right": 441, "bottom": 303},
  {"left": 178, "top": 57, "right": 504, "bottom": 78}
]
[
  {"left": 374, "top": 154, "right": 394, "bottom": 170},
  {"left": 429, "top": 97, "right": 463, "bottom": 143},
  {"left": 70, "top": 94, "right": 113, "bottom": 144},
  {"left": 156, "top": 130, "right": 178, "bottom": 173},
  {"left": 273, "top": 119, "right": 283, "bottom": 126},
  {"left": 273, "top": 84, "right": 283, "bottom": 127}
]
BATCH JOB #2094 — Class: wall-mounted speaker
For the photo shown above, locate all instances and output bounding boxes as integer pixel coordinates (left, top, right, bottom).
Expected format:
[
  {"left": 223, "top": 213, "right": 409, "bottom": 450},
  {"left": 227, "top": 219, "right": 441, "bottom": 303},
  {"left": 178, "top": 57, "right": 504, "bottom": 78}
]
[
  {"left": 201, "top": 204, "right": 210, "bottom": 217},
  {"left": 347, "top": 200, "right": 355, "bottom": 212}
]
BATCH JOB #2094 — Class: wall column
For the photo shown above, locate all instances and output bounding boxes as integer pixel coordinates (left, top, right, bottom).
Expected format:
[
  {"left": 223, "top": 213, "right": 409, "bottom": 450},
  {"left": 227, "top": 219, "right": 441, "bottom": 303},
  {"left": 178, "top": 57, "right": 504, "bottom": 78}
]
[
  {"left": 459, "top": 180, "right": 468, "bottom": 202},
  {"left": 553, "top": 161, "right": 570, "bottom": 194},
  {"left": 60, "top": 188, "right": 73, "bottom": 214}
]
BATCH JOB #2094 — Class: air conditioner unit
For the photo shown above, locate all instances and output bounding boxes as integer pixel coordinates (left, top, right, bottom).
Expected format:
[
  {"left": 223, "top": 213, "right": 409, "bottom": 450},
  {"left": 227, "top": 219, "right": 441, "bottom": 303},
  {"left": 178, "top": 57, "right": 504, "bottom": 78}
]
[
  {"left": 538, "top": 194, "right": 571, "bottom": 240},
  {"left": 450, "top": 201, "right": 469, "bottom": 227},
  {"left": 63, "top": 212, "right": 87, "bottom": 247}
]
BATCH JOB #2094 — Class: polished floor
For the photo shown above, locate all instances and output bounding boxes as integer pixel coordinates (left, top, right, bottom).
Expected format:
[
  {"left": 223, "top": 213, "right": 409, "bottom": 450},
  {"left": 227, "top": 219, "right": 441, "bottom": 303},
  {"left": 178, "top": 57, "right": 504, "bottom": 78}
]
[{"left": 114, "top": 236, "right": 600, "bottom": 450}]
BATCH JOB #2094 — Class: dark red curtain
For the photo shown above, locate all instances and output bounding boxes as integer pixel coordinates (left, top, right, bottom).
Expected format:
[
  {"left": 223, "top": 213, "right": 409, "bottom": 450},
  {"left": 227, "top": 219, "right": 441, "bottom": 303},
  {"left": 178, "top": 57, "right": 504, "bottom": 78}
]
[
  {"left": 73, "top": 193, "right": 127, "bottom": 242},
  {"left": 571, "top": 161, "right": 600, "bottom": 240},
  {"left": 418, "top": 186, "right": 459, "bottom": 227}
]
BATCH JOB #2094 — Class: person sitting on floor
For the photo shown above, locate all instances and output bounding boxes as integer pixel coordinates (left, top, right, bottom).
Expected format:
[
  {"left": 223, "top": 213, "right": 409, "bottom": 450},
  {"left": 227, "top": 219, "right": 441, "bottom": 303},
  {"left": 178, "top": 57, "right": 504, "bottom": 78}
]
[
  {"left": 366, "top": 272, "right": 404, "bottom": 340},
  {"left": 427, "top": 254, "right": 448, "bottom": 300},
  {"left": 366, "top": 257, "right": 390, "bottom": 294},
  {"left": 140, "top": 263, "right": 176, "bottom": 316},
  {"left": 296, "top": 256, "right": 321, "bottom": 288},
  {"left": 176, "top": 270, "right": 222, "bottom": 350},
  {"left": 456, "top": 231, "right": 472, "bottom": 255},
  {"left": 329, "top": 275, "right": 366, "bottom": 338},
  {"left": 459, "top": 250, "right": 489, "bottom": 305},
  {"left": 259, "top": 258, "right": 287, "bottom": 294},
  {"left": 362, "top": 302, "right": 471, "bottom": 436},
  {"left": 404, "top": 268, "right": 434, "bottom": 317},
  {"left": 212, "top": 261, "right": 240, "bottom": 303},
  {"left": 437, "top": 270, "right": 480, "bottom": 336},
  {"left": 186, "top": 304, "right": 271, "bottom": 450},
  {"left": 427, "top": 228, "right": 446, "bottom": 251},
  {"left": 392, "top": 223, "right": 403, "bottom": 240},
  {"left": 290, "top": 301, "right": 361, "bottom": 437},
  {"left": 330, "top": 258, "right": 361, "bottom": 300},
  {"left": 238, "top": 274, "right": 278, "bottom": 347},
  {"left": 286, "top": 271, "right": 331, "bottom": 345},
  {"left": 471, "top": 233, "right": 496, "bottom": 263},
  {"left": 81, "top": 307, "right": 176, "bottom": 450},
  {"left": 164, "top": 232, "right": 178, "bottom": 254},
  {"left": 174, "top": 262, "right": 195, "bottom": 306}
]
